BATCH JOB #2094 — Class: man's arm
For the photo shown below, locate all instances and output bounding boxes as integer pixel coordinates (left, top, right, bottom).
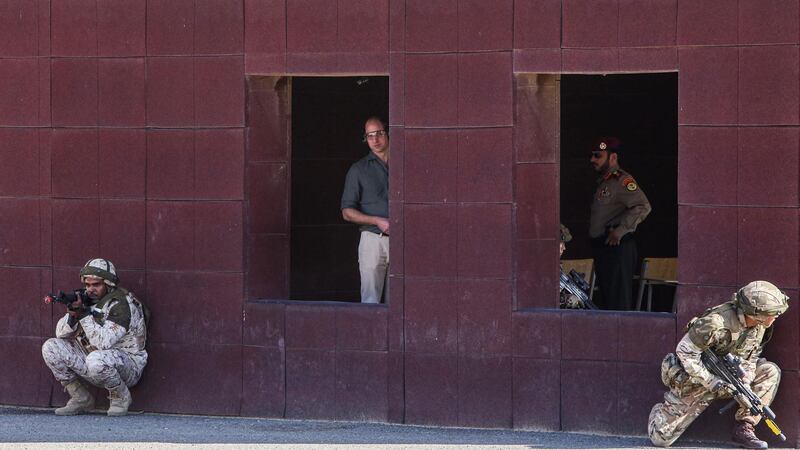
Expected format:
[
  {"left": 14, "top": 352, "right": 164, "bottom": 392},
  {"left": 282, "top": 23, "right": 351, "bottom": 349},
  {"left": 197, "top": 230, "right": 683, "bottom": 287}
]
[
  {"left": 342, "top": 208, "right": 390, "bottom": 234},
  {"left": 607, "top": 179, "right": 652, "bottom": 245},
  {"left": 79, "top": 298, "right": 131, "bottom": 350}
]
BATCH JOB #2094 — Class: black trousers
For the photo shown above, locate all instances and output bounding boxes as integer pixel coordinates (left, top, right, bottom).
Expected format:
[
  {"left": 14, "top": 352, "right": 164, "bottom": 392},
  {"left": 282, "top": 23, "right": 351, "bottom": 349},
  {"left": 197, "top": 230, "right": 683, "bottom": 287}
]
[{"left": 591, "top": 234, "right": 638, "bottom": 311}]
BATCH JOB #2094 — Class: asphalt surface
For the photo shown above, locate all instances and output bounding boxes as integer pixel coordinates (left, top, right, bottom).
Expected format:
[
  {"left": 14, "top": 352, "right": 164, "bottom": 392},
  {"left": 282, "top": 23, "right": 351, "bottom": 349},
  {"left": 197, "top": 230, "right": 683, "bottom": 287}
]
[{"left": 0, "top": 406, "right": 730, "bottom": 449}]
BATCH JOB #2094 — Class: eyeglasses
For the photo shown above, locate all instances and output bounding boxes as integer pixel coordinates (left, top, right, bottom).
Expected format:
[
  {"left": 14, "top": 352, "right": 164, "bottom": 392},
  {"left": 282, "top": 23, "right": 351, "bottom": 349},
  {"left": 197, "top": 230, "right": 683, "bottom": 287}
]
[
  {"left": 590, "top": 151, "right": 605, "bottom": 158},
  {"left": 363, "top": 130, "right": 388, "bottom": 142}
]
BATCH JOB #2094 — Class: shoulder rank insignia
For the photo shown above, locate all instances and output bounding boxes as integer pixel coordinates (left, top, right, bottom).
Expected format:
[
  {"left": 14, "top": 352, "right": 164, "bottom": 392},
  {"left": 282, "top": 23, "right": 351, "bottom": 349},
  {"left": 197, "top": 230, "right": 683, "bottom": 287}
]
[{"left": 622, "top": 177, "right": 638, "bottom": 191}]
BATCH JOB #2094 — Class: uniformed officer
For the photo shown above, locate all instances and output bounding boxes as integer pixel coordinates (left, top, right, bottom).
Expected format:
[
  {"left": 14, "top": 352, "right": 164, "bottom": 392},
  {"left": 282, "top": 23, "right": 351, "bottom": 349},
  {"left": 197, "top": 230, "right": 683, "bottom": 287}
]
[
  {"left": 649, "top": 281, "right": 790, "bottom": 449},
  {"left": 588, "top": 137, "right": 651, "bottom": 310}
]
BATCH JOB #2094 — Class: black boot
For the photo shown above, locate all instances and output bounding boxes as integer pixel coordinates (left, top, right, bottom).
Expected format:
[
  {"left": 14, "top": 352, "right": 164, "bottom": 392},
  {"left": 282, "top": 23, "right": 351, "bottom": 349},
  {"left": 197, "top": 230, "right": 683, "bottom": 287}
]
[{"left": 732, "top": 422, "right": 768, "bottom": 449}]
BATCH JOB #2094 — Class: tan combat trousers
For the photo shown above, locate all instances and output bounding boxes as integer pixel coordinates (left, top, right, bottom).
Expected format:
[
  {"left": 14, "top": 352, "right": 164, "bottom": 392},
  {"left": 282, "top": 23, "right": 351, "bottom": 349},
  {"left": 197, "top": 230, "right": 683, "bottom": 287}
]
[
  {"left": 42, "top": 337, "right": 142, "bottom": 389},
  {"left": 648, "top": 359, "right": 781, "bottom": 447},
  {"left": 358, "top": 230, "right": 389, "bottom": 304}
]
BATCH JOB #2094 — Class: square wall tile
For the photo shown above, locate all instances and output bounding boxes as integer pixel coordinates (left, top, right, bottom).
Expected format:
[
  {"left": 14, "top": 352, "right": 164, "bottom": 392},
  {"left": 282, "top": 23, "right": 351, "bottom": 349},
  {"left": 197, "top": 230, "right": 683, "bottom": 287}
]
[
  {"left": 562, "top": 0, "right": 618, "bottom": 48},
  {"left": 739, "top": 46, "right": 799, "bottom": 126},
  {"left": 99, "top": 199, "right": 146, "bottom": 269},
  {"left": 512, "top": 48, "right": 562, "bottom": 73},
  {"left": 285, "top": 304, "right": 336, "bottom": 349},
  {"left": 738, "top": 127, "right": 799, "bottom": 207},
  {"left": 194, "top": 201, "right": 244, "bottom": 271},
  {"left": 147, "top": 0, "right": 194, "bottom": 55},
  {"left": 286, "top": 0, "right": 337, "bottom": 53},
  {"left": 285, "top": 349, "right": 336, "bottom": 419},
  {"left": 388, "top": 126, "right": 404, "bottom": 201},
  {"left": 513, "top": 358, "right": 560, "bottom": 430},
  {"left": 678, "top": 126, "right": 738, "bottom": 206},
  {"left": 245, "top": 77, "right": 290, "bottom": 162},
  {"left": 0, "top": 337, "right": 51, "bottom": 407},
  {"left": 336, "top": 307, "right": 388, "bottom": 352},
  {"left": 145, "top": 271, "right": 195, "bottom": 344},
  {"left": 0, "top": 268, "right": 44, "bottom": 337},
  {"left": 561, "top": 360, "right": 617, "bottom": 433},
  {"left": 405, "top": 54, "right": 458, "bottom": 128},
  {"left": 0, "top": 199, "right": 43, "bottom": 267},
  {"left": 677, "top": 0, "right": 738, "bottom": 45},
  {"left": 458, "top": 52, "right": 512, "bottom": 127},
  {"left": 678, "top": 206, "right": 737, "bottom": 286},
  {"left": 0, "top": 129, "right": 41, "bottom": 196},
  {"left": 404, "top": 129, "right": 457, "bottom": 203},
  {"left": 458, "top": 355, "right": 512, "bottom": 427},
  {"left": 247, "top": 164, "right": 288, "bottom": 233},
  {"left": 195, "top": 56, "right": 245, "bottom": 127},
  {"left": 195, "top": 0, "right": 244, "bottom": 55},
  {"left": 51, "top": 58, "right": 98, "bottom": 126},
  {"left": 458, "top": 0, "right": 512, "bottom": 51},
  {"left": 618, "top": 0, "right": 676, "bottom": 47},
  {"left": 243, "top": 301, "right": 285, "bottom": 347},
  {"left": 193, "top": 272, "right": 244, "bottom": 345},
  {"left": 50, "top": 128, "right": 98, "bottom": 198},
  {"left": 37, "top": 58, "right": 50, "bottom": 125},
  {"left": 739, "top": 0, "right": 798, "bottom": 45},
  {"left": 98, "top": 129, "right": 146, "bottom": 198},
  {"left": 458, "top": 204, "right": 512, "bottom": 279},
  {"left": 404, "top": 204, "right": 457, "bottom": 278},
  {"left": 338, "top": 0, "right": 389, "bottom": 53},
  {"left": 51, "top": 0, "right": 97, "bottom": 56},
  {"left": 146, "top": 201, "right": 195, "bottom": 270},
  {"left": 241, "top": 346, "right": 285, "bottom": 417},
  {"left": 247, "top": 234, "right": 289, "bottom": 299},
  {"left": 561, "top": 311, "right": 619, "bottom": 361},
  {"left": 245, "top": 0, "right": 286, "bottom": 54},
  {"left": 98, "top": 58, "right": 145, "bottom": 126},
  {"left": 146, "top": 130, "right": 195, "bottom": 200},
  {"left": 678, "top": 47, "right": 738, "bottom": 125},
  {"left": 458, "top": 279, "right": 512, "bottom": 355},
  {"left": 404, "top": 353, "right": 458, "bottom": 426},
  {"left": 516, "top": 239, "right": 559, "bottom": 309},
  {"left": 404, "top": 278, "right": 458, "bottom": 353},
  {"left": 618, "top": 47, "right": 678, "bottom": 72},
  {"left": 0, "top": 0, "right": 38, "bottom": 56},
  {"left": 389, "top": 0, "right": 404, "bottom": 51},
  {"left": 513, "top": 0, "right": 561, "bottom": 49},
  {"left": 52, "top": 199, "right": 100, "bottom": 267},
  {"left": 738, "top": 208, "right": 798, "bottom": 289},
  {"left": 514, "top": 75, "right": 558, "bottom": 163},
  {"left": 516, "top": 163, "right": 558, "bottom": 239},
  {"left": 512, "top": 310, "right": 561, "bottom": 359},
  {"left": 562, "top": 48, "right": 619, "bottom": 73},
  {"left": 98, "top": 0, "right": 146, "bottom": 56},
  {"left": 0, "top": 58, "right": 39, "bottom": 125},
  {"left": 618, "top": 314, "right": 676, "bottom": 364},
  {"left": 146, "top": 57, "right": 194, "bottom": 127},
  {"left": 457, "top": 128, "right": 512, "bottom": 203},
  {"left": 335, "top": 351, "right": 389, "bottom": 421},
  {"left": 389, "top": 53, "right": 404, "bottom": 127},
  {"left": 195, "top": 129, "right": 245, "bottom": 200},
  {"left": 405, "top": 0, "right": 457, "bottom": 52}
]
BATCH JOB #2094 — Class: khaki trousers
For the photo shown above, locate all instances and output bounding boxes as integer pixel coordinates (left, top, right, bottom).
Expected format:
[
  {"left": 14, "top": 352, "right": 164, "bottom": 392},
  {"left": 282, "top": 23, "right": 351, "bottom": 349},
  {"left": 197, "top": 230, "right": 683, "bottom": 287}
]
[{"left": 358, "top": 230, "right": 390, "bottom": 303}]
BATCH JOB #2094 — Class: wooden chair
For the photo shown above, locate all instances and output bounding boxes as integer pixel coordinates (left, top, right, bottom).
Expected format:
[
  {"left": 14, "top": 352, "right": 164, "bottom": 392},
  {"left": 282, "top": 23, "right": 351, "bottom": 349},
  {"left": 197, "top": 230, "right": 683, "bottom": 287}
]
[
  {"left": 561, "top": 259, "right": 596, "bottom": 301},
  {"left": 636, "top": 257, "right": 678, "bottom": 312}
]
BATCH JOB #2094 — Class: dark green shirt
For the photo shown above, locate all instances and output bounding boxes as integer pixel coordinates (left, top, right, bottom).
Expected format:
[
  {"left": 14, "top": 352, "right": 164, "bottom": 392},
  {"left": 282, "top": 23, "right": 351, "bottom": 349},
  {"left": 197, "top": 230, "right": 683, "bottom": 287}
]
[{"left": 341, "top": 152, "right": 389, "bottom": 234}]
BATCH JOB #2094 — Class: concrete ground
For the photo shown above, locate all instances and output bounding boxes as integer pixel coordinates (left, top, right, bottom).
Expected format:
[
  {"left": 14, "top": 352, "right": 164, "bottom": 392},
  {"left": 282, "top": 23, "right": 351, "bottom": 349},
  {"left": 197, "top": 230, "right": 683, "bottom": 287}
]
[{"left": 0, "top": 406, "right": 730, "bottom": 449}]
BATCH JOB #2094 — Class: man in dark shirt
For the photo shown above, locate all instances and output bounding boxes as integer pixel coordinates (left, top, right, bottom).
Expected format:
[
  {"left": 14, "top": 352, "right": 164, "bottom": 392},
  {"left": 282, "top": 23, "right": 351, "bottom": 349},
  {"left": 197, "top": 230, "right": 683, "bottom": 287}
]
[{"left": 341, "top": 117, "right": 390, "bottom": 303}]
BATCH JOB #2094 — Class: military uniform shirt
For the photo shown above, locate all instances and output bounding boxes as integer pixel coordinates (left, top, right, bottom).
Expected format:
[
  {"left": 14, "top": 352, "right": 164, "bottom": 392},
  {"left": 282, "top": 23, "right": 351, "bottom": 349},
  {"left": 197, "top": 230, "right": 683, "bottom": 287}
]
[{"left": 589, "top": 167, "right": 652, "bottom": 239}]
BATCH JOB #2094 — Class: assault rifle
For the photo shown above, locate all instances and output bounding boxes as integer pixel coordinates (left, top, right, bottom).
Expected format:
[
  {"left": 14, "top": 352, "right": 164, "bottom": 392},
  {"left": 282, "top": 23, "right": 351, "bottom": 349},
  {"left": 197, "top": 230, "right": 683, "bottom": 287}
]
[
  {"left": 702, "top": 350, "right": 786, "bottom": 442},
  {"left": 43, "top": 289, "right": 100, "bottom": 318},
  {"left": 559, "top": 268, "right": 597, "bottom": 309}
]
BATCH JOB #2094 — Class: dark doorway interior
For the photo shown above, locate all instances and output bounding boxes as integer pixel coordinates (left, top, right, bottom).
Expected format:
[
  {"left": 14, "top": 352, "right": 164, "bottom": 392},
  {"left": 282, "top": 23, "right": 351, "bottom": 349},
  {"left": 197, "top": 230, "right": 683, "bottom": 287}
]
[
  {"left": 560, "top": 73, "right": 678, "bottom": 312},
  {"left": 290, "top": 76, "right": 389, "bottom": 301}
]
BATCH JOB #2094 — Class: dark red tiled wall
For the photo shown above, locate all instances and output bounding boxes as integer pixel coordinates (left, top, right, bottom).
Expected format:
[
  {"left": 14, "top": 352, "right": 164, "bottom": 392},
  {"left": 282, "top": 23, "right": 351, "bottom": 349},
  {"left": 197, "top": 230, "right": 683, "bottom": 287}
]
[{"left": 0, "top": 1, "right": 798, "bottom": 446}]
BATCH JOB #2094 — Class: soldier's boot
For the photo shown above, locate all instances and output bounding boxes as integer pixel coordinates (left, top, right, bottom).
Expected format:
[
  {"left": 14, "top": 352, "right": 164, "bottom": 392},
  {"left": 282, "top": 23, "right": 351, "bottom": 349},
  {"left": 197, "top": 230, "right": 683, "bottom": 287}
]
[
  {"left": 55, "top": 380, "right": 94, "bottom": 415},
  {"left": 732, "top": 422, "right": 768, "bottom": 449},
  {"left": 107, "top": 383, "right": 132, "bottom": 416}
]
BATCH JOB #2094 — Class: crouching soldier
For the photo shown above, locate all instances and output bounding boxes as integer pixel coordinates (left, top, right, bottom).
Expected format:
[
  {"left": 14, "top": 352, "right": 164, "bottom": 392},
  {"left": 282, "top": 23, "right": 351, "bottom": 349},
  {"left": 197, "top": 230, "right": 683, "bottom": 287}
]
[
  {"left": 648, "top": 281, "right": 789, "bottom": 448},
  {"left": 42, "top": 259, "right": 148, "bottom": 416}
]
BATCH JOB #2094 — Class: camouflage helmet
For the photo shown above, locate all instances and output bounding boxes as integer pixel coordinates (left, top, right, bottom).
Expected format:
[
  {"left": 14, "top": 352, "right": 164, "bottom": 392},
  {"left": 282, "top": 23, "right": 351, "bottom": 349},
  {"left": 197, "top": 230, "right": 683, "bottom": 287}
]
[
  {"left": 560, "top": 224, "right": 572, "bottom": 242},
  {"left": 80, "top": 258, "right": 119, "bottom": 287},
  {"left": 736, "top": 280, "right": 789, "bottom": 316}
]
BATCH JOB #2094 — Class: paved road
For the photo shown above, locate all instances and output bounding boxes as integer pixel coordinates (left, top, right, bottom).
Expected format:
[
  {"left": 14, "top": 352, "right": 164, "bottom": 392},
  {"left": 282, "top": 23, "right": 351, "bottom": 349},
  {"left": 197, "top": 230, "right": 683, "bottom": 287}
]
[{"left": 0, "top": 406, "right": 728, "bottom": 449}]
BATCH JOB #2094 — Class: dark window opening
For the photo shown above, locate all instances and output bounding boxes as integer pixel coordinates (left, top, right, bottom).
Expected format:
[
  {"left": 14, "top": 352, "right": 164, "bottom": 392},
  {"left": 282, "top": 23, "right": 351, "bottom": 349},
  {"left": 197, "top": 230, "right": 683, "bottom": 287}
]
[
  {"left": 560, "top": 73, "right": 678, "bottom": 312},
  {"left": 289, "top": 76, "right": 389, "bottom": 302}
]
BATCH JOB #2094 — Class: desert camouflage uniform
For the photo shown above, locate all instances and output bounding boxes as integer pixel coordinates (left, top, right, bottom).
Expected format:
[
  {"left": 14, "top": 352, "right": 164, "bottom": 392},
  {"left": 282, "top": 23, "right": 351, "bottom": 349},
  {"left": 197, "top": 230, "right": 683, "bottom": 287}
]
[
  {"left": 42, "top": 287, "right": 147, "bottom": 390},
  {"left": 648, "top": 300, "right": 780, "bottom": 447}
]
